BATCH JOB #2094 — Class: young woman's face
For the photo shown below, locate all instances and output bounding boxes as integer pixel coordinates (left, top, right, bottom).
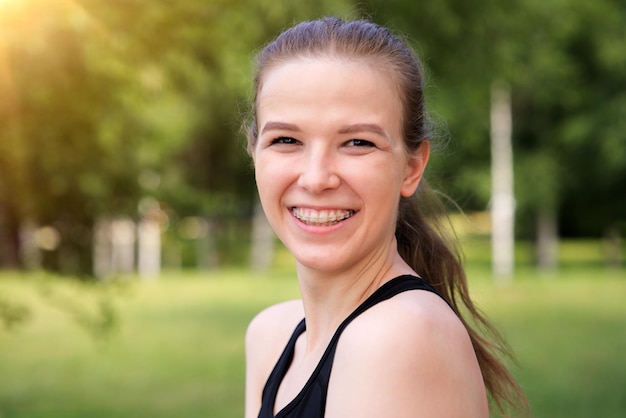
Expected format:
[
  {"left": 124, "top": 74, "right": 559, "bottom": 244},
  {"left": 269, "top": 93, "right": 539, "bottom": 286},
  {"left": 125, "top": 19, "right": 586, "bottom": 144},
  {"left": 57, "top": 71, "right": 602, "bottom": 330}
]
[{"left": 253, "top": 57, "right": 429, "bottom": 274}]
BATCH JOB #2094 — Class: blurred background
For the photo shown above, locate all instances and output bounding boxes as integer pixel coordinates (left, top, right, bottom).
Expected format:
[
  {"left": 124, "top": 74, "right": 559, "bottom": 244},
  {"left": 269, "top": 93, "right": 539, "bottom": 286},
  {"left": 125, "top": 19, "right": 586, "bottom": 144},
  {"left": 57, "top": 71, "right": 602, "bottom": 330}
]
[{"left": 0, "top": 0, "right": 624, "bottom": 417}]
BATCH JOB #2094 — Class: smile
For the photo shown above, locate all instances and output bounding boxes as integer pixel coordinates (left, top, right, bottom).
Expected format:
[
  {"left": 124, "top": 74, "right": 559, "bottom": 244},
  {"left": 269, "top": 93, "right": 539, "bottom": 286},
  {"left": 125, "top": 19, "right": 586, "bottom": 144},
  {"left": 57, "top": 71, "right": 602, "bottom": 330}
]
[{"left": 291, "top": 207, "right": 355, "bottom": 226}]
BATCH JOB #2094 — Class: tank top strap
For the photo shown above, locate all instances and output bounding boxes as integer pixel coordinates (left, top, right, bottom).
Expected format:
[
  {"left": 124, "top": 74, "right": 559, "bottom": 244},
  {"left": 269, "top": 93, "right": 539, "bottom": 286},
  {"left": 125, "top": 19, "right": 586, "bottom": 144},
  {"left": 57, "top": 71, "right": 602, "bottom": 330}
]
[
  {"left": 258, "top": 275, "right": 447, "bottom": 418},
  {"left": 301, "top": 275, "right": 446, "bottom": 418},
  {"left": 340, "top": 274, "right": 444, "bottom": 327},
  {"left": 259, "top": 318, "right": 306, "bottom": 412},
  {"left": 319, "top": 274, "right": 445, "bottom": 376}
]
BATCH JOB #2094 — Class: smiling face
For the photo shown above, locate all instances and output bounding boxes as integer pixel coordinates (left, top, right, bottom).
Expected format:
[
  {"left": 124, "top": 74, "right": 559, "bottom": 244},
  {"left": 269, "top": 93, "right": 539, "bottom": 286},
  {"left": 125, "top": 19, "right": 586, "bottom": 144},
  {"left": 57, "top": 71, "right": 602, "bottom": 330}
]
[{"left": 252, "top": 57, "right": 429, "bottom": 275}]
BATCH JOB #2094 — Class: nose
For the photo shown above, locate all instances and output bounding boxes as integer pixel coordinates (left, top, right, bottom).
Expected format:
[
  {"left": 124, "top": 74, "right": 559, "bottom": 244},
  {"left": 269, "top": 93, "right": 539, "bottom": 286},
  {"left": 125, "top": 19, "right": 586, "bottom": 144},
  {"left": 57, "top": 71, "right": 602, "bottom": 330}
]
[{"left": 297, "top": 147, "right": 341, "bottom": 193}]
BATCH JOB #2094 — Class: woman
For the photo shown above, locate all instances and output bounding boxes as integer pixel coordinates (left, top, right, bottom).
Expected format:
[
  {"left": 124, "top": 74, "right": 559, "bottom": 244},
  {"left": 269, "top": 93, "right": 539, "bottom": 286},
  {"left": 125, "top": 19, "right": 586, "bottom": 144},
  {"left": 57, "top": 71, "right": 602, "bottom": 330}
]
[{"left": 244, "top": 17, "right": 528, "bottom": 418}]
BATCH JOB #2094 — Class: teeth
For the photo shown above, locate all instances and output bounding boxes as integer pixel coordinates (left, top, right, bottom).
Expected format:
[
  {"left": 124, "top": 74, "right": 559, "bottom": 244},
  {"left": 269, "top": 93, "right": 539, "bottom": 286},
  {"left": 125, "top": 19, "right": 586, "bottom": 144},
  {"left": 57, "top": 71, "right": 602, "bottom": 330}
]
[{"left": 292, "top": 208, "right": 354, "bottom": 226}]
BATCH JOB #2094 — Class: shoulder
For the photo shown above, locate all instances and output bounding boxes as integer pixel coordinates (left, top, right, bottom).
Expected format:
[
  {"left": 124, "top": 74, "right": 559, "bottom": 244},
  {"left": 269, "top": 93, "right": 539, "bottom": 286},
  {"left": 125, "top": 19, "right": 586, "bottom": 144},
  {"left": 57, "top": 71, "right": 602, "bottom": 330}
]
[
  {"left": 326, "top": 289, "right": 488, "bottom": 418},
  {"left": 340, "top": 288, "right": 467, "bottom": 354},
  {"left": 246, "top": 299, "right": 305, "bottom": 347},
  {"left": 245, "top": 300, "right": 304, "bottom": 418}
]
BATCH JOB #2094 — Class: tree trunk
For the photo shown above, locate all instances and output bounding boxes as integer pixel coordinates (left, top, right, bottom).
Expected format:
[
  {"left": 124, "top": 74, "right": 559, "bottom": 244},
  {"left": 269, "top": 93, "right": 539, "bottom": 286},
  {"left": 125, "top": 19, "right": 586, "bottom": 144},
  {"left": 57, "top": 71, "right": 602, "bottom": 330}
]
[
  {"left": 19, "top": 221, "right": 41, "bottom": 270},
  {"left": 490, "top": 81, "right": 515, "bottom": 282},
  {"left": 138, "top": 217, "right": 161, "bottom": 279},
  {"left": 111, "top": 218, "right": 136, "bottom": 275},
  {"left": 196, "top": 219, "right": 218, "bottom": 270},
  {"left": 603, "top": 224, "right": 623, "bottom": 268},
  {"left": 250, "top": 200, "right": 275, "bottom": 272},
  {"left": 0, "top": 203, "right": 22, "bottom": 269},
  {"left": 536, "top": 208, "right": 558, "bottom": 272},
  {"left": 93, "top": 219, "right": 112, "bottom": 279}
]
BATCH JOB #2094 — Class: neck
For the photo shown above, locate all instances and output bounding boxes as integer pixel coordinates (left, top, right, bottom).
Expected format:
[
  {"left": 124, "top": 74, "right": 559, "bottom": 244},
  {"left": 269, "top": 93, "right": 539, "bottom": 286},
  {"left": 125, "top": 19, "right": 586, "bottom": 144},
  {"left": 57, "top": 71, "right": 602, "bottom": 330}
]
[{"left": 294, "top": 238, "right": 414, "bottom": 353}]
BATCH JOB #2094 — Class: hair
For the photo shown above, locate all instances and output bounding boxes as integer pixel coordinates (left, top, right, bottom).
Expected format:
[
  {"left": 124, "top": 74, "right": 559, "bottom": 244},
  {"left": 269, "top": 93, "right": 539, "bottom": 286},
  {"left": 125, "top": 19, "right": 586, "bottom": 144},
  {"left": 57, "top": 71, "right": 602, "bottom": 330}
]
[{"left": 246, "top": 17, "right": 529, "bottom": 417}]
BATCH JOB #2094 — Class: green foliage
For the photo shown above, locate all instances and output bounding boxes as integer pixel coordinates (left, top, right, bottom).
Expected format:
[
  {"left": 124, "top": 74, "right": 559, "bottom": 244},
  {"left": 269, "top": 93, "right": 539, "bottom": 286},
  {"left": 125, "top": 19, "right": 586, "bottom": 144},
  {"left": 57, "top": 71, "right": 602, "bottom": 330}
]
[
  {"left": 0, "top": 0, "right": 354, "bottom": 273},
  {"left": 1, "top": 0, "right": 624, "bottom": 274},
  {"left": 364, "top": 0, "right": 626, "bottom": 237},
  {"left": 0, "top": 0, "right": 142, "bottom": 218}
]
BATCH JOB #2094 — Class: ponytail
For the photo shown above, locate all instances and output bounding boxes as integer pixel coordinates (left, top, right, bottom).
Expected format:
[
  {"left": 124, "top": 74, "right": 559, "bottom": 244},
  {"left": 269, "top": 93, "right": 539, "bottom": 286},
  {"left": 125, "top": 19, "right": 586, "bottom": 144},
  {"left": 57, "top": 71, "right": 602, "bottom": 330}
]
[{"left": 397, "top": 182, "right": 529, "bottom": 417}]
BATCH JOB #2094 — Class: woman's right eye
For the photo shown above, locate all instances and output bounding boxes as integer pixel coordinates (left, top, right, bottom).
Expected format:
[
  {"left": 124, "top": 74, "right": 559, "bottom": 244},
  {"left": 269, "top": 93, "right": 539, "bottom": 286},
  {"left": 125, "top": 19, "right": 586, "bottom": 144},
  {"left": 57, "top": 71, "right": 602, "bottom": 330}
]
[{"left": 271, "top": 136, "right": 299, "bottom": 145}]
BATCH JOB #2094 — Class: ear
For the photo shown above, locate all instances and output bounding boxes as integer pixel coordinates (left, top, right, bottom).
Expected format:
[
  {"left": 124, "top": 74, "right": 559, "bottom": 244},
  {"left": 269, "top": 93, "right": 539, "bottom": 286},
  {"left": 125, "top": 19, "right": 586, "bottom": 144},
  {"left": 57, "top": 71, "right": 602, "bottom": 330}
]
[{"left": 400, "top": 141, "right": 430, "bottom": 197}]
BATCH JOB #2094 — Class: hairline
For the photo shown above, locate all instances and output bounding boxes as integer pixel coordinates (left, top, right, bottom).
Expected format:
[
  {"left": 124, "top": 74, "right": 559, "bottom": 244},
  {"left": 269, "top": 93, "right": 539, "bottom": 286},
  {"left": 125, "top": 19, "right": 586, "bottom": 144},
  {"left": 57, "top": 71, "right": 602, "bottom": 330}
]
[{"left": 253, "top": 52, "right": 409, "bottom": 146}]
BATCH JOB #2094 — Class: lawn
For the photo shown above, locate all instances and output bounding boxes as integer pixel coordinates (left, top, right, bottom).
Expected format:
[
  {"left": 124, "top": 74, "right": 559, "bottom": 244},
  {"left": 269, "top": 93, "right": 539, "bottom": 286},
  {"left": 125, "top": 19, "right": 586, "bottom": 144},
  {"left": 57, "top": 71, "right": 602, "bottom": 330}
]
[{"left": 0, "top": 241, "right": 624, "bottom": 417}]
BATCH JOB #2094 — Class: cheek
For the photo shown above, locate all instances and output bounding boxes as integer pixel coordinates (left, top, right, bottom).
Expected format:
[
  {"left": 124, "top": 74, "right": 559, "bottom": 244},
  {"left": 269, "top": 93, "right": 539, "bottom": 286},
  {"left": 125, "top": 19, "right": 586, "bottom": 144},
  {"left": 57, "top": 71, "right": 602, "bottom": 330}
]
[
  {"left": 254, "top": 155, "right": 271, "bottom": 183},
  {"left": 362, "top": 158, "right": 406, "bottom": 192},
  {"left": 254, "top": 158, "right": 286, "bottom": 201},
  {"left": 254, "top": 163, "right": 271, "bottom": 199}
]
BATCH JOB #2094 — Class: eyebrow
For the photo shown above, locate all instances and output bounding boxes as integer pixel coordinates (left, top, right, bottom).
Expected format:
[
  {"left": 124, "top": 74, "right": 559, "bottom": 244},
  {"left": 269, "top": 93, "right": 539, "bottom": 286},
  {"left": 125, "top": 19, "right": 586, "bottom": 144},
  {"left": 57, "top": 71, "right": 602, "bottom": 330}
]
[
  {"left": 338, "top": 123, "right": 389, "bottom": 138},
  {"left": 261, "top": 121, "right": 301, "bottom": 135},
  {"left": 260, "top": 121, "right": 390, "bottom": 140}
]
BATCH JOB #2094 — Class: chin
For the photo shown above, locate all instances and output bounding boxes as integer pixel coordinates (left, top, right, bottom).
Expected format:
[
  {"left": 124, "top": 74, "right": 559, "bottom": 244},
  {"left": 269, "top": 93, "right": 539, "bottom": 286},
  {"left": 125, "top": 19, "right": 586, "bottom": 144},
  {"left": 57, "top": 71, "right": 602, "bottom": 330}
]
[{"left": 294, "top": 254, "right": 351, "bottom": 275}]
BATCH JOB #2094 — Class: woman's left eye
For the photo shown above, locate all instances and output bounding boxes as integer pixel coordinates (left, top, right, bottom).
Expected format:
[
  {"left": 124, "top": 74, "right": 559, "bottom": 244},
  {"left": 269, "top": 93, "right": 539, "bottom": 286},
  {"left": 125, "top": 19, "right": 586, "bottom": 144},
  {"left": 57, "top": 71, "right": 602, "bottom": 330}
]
[{"left": 346, "top": 139, "right": 375, "bottom": 147}]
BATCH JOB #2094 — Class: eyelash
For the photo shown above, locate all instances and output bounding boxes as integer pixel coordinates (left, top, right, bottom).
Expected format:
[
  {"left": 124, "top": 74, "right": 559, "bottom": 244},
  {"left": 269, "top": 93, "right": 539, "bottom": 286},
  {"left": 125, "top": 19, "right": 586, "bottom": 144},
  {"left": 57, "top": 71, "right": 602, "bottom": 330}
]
[
  {"left": 270, "top": 136, "right": 300, "bottom": 145},
  {"left": 346, "top": 139, "right": 375, "bottom": 147},
  {"left": 268, "top": 137, "right": 375, "bottom": 148}
]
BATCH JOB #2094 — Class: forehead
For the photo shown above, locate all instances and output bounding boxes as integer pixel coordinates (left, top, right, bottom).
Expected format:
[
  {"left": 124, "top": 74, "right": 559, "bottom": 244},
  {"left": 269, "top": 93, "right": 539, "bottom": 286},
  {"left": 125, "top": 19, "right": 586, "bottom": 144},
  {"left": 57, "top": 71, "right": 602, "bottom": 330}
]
[
  {"left": 257, "top": 57, "right": 402, "bottom": 127},
  {"left": 259, "top": 55, "right": 397, "bottom": 93}
]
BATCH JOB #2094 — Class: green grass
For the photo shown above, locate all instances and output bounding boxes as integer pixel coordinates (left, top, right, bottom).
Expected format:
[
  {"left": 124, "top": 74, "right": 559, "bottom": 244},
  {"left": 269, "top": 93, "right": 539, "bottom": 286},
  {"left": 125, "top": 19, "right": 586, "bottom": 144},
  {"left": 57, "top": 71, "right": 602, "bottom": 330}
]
[
  {"left": 468, "top": 267, "right": 626, "bottom": 417},
  {"left": 0, "top": 245, "right": 625, "bottom": 418}
]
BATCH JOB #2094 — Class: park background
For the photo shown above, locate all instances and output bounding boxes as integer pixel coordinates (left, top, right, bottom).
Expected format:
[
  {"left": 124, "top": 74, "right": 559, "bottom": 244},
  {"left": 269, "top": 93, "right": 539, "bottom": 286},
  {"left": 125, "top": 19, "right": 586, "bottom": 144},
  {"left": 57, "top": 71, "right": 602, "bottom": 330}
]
[{"left": 0, "top": 0, "right": 625, "bottom": 417}]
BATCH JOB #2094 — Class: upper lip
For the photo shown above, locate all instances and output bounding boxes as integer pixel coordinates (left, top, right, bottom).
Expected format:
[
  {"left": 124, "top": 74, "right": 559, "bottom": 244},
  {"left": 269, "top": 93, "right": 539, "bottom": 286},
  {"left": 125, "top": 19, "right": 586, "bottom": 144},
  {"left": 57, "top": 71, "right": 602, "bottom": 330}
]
[{"left": 289, "top": 204, "right": 357, "bottom": 211}]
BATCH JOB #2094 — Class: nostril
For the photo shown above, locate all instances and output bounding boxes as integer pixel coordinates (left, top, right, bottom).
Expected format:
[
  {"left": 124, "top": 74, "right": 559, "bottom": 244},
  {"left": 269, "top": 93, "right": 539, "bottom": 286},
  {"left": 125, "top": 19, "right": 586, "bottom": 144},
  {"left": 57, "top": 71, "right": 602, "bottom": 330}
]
[
  {"left": 298, "top": 158, "right": 340, "bottom": 192},
  {"left": 298, "top": 172, "right": 340, "bottom": 192}
]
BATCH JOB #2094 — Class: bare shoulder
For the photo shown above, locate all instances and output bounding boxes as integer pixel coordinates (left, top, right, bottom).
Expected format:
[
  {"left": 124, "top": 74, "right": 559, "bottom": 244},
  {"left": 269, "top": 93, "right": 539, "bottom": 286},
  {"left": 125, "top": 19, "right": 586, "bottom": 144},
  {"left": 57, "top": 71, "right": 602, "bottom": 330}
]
[
  {"left": 245, "top": 300, "right": 304, "bottom": 418},
  {"left": 247, "top": 299, "right": 304, "bottom": 345},
  {"left": 338, "top": 289, "right": 476, "bottom": 370},
  {"left": 327, "top": 289, "right": 488, "bottom": 418}
]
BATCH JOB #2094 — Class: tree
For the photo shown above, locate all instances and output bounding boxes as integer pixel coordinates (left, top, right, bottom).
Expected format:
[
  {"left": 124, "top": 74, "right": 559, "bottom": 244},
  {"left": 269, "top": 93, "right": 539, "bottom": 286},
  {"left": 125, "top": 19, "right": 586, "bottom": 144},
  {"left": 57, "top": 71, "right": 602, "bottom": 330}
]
[
  {"left": 0, "top": 0, "right": 355, "bottom": 274},
  {"left": 363, "top": 0, "right": 626, "bottom": 268},
  {"left": 0, "top": 0, "right": 144, "bottom": 273}
]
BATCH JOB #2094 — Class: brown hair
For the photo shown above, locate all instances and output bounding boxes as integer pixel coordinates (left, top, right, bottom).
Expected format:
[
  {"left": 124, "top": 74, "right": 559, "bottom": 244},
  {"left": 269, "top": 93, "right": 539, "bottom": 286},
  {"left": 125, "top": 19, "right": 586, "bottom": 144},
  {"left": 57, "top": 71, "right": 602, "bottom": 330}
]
[{"left": 247, "top": 17, "right": 529, "bottom": 417}]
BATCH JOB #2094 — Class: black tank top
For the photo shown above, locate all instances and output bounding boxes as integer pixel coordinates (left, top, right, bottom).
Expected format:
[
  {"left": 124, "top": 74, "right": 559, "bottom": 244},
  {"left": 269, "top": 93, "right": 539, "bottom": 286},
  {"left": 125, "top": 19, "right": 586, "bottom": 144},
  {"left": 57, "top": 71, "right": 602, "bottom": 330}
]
[{"left": 257, "top": 275, "right": 447, "bottom": 418}]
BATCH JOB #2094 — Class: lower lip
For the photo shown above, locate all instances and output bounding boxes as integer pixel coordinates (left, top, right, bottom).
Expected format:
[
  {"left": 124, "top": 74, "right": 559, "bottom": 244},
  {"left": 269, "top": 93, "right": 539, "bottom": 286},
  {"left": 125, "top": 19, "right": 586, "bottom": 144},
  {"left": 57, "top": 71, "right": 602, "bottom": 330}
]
[{"left": 289, "top": 210, "right": 354, "bottom": 234}]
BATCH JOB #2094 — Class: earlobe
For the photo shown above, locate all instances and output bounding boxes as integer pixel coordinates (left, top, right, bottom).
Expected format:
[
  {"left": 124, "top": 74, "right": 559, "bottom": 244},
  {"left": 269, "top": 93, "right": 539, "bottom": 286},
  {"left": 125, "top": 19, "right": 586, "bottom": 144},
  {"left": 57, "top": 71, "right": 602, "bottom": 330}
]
[{"left": 400, "top": 142, "right": 430, "bottom": 197}]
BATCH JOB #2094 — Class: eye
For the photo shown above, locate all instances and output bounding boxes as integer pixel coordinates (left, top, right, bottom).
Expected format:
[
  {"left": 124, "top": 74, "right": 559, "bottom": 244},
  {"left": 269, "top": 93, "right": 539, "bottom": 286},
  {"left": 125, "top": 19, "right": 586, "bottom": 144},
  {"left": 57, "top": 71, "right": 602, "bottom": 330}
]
[
  {"left": 345, "top": 139, "right": 375, "bottom": 147},
  {"left": 271, "top": 136, "right": 300, "bottom": 145}
]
